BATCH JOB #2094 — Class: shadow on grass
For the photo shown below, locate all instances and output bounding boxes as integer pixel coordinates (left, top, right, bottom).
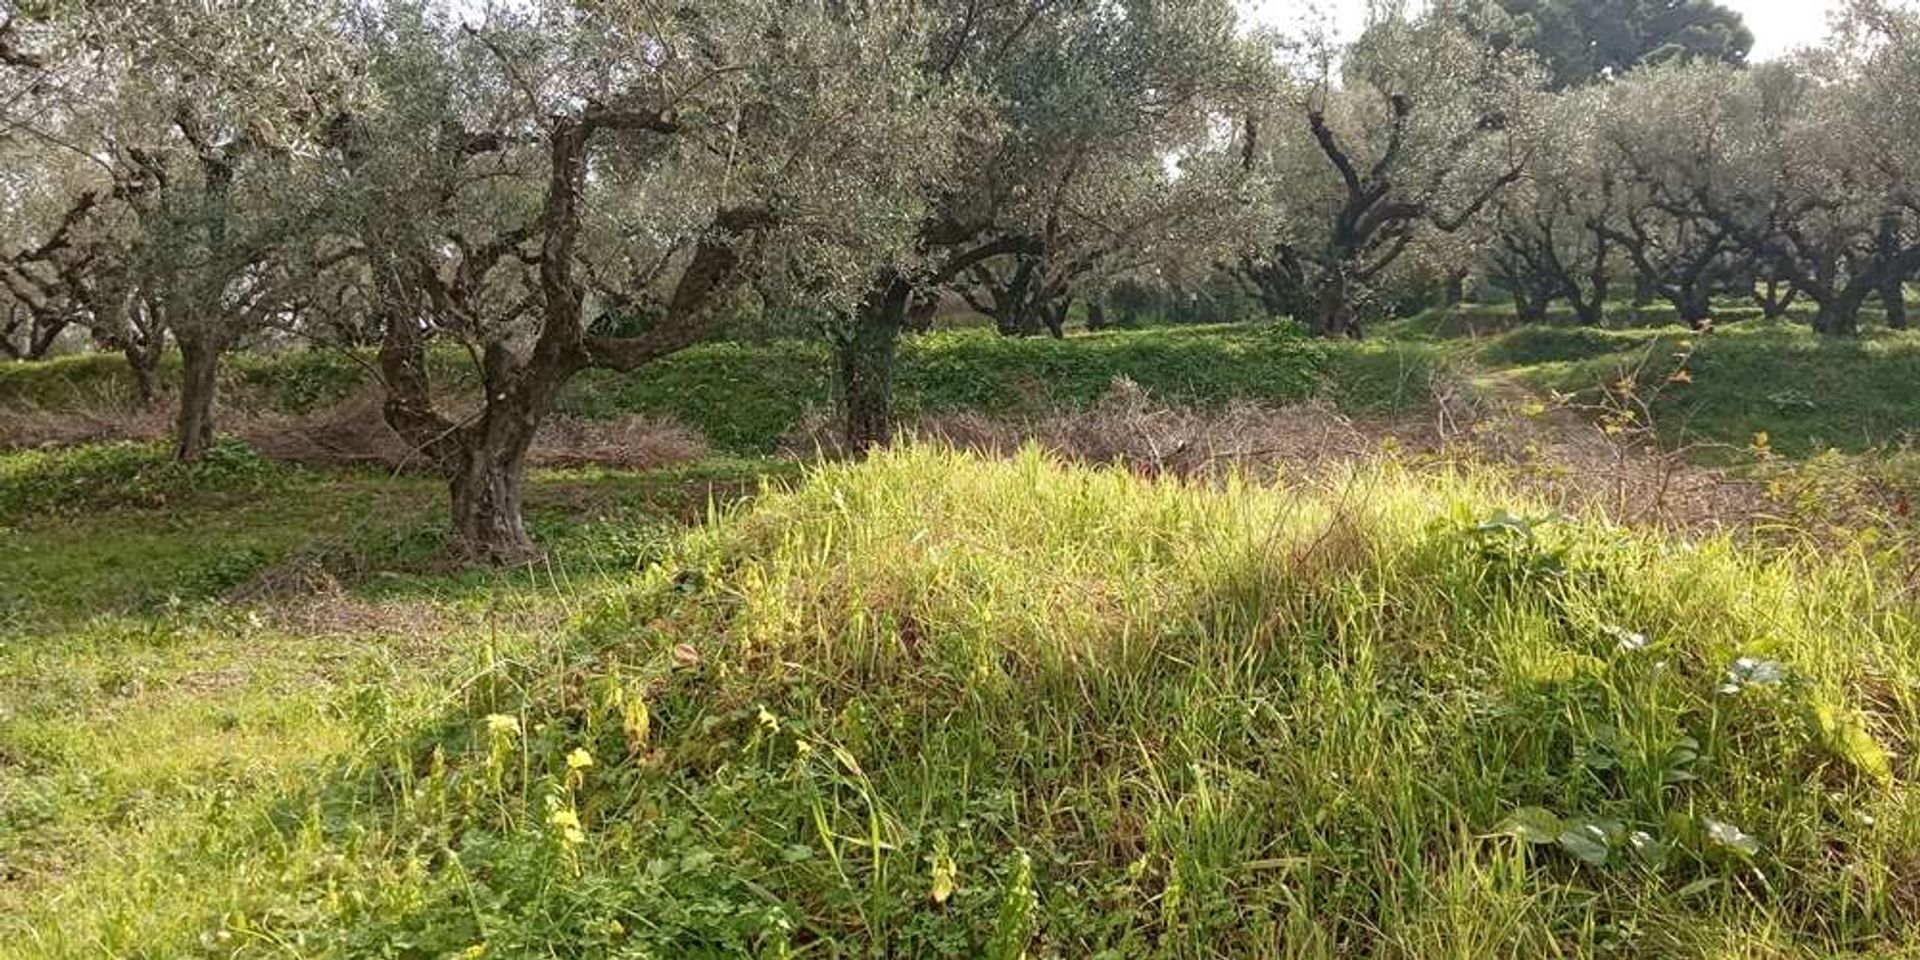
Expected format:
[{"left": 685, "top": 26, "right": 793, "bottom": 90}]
[{"left": 0, "top": 453, "right": 787, "bottom": 629}]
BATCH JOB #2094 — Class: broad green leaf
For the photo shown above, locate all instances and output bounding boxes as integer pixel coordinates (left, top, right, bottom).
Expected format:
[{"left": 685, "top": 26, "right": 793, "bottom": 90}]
[
  {"left": 1495, "top": 807, "right": 1564, "bottom": 844},
  {"left": 1557, "top": 823, "right": 1612, "bottom": 865},
  {"left": 1813, "top": 702, "right": 1893, "bottom": 784}
]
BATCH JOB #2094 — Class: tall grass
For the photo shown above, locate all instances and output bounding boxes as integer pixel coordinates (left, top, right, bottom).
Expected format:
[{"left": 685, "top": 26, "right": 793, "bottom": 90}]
[{"left": 9, "top": 446, "right": 1912, "bottom": 957}]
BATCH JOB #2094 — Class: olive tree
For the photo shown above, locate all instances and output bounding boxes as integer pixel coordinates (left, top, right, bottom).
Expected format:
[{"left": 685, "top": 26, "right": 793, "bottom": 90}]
[
  {"left": 1583, "top": 63, "right": 1755, "bottom": 330},
  {"left": 1, "top": 0, "right": 357, "bottom": 456},
  {"left": 327, "top": 0, "right": 953, "bottom": 562},
  {"left": 1238, "top": 7, "right": 1538, "bottom": 338},
  {"left": 1483, "top": 86, "right": 1616, "bottom": 324},
  {"left": 831, "top": 0, "right": 1260, "bottom": 450},
  {"left": 1776, "top": 0, "right": 1920, "bottom": 333}
]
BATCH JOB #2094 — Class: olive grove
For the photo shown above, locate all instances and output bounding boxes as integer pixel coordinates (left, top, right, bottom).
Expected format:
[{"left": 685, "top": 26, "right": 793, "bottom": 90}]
[{"left": 4, "top": 0, "right": 1918, "bottom": 562}]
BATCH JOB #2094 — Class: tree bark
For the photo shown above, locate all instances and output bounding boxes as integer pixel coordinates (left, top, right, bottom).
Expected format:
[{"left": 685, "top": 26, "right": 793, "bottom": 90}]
[
  {"left": 1514, "top": 291, "right": 1550, "bottom": 325},
  {"left": 1881, "top": 275, "right": 1906, "bottom": 330},
  {"left": 1632, "top": 272, "right": 1655, "bottom": 306},
  {"left": 173, "top": 331, "right": 220, "bottom": 462},
  {"left": 1086, "top": 300, "right": 1108, "bottom": 331},
  {"left": 126, "top": 343, "right": 162, "bottom": 407},
  {"left": 837, "top": 277, "right": 909, "bottom": 454},
  {"left": 446, "top": 417, "right": 539, "bottom": 564},
  {"left": 1312, "top": 267, "right": 1360, "bottom": 339},
  {"left": 1569, "top": 285, "right": 1606, "bottom": 326},
  {"left": 1043, "top": 299, "right": 1068, "bottom": 339},
  {"left": 1756, "top": 274, "right": 1796, "bottom": 319},
  {"left": 1676, "top": 288, "right": 1712, "bottom": 331},
  {"left": 1808, "top": 281, "right": 1874, "bottom": 336}
]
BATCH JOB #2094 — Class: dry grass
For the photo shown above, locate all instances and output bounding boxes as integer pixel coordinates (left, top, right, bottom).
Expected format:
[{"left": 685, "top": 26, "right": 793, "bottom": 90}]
[
  {"left": 527, "top": 415, "right": 709, "bottom": 469},
  {"left": 0, "top": 398, "right": 173, "bottom": 447},
  {"left": 783, "top": 376, "right": 1766, "bottom": 536}
]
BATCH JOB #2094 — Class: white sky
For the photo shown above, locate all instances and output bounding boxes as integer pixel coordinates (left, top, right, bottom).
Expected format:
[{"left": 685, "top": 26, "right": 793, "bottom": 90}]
[{"left": 1240, "top": 0, "right": 1843, "bottom": 61}]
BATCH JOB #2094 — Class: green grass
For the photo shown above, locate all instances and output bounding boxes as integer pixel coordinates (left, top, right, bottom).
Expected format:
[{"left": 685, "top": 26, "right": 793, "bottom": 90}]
[
  {"left": 20, "top": 313, "right": 1910, "bottom": 464},
  {"left": 5, "top": 326, "right": 1331, "bottom": 455},
  {"left": 562, "top": 325, "right": 1330, "bottom": 452},
  {"left": 0, "top": 443, "right": 784, "bottom": 626},
  {"left": 1383, "top": 295, "right": 1897, "bottom": 340},
  {"left": 5, "top": 446, "right": 1915, "bottom": 956},
  {"left": 0, "top": 445, "right": 787, "bottom": 958},
  {"left": 1477, "top": 323, "right": 1920, "bottom": 456}
]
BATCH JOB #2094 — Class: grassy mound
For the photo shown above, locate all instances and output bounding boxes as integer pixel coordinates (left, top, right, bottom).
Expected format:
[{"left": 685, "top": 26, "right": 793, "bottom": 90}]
[
  {"left": 1496, "top": 324, "right": 1920, "bottom": 457},
  {"left": 14, "top": 447, "right": 1914, "bottom": 957},
  {"left": 0, "top": 438, "right": 285, "bottom": 523}
]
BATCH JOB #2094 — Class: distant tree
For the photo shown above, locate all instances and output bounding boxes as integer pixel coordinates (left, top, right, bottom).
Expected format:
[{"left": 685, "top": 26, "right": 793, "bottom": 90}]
[
  {"left": 1483, "top": 88, "right": 1616, "bottom": 325},
  {"left": 1492, "top": 0, "right": 1754, "bottom": 87},
  {"left": 1825, "top": 0, "right": 1920, "bottom": 331},
  {"left": 1239, "top": 9, "right": 1538, "bottom": 338},
  {"left": 830, "top": 0, "right": 1259, "bottom": 450},
  {"left": 954, "top": 154, "right": 1246, "bottom": 339},
  {"left": 1585, "top": 63, "right": 1757, "bottom": 330},
  {"left": 1, "top": 1, "right": 354, "bottom": 453}
]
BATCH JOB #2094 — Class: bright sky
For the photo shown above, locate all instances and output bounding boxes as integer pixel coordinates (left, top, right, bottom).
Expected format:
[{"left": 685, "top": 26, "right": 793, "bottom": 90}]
[{"left": 1240, "top": 0, "right": 1843, "bottom": 61}]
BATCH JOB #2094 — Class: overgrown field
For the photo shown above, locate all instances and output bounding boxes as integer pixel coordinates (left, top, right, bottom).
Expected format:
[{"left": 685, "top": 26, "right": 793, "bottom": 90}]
[
  {"left": 3, "top": 443, "right": 1917, "bottom": 957},
  {"left": 4, "top": 317, "right": 1919, "bottom": 957}
]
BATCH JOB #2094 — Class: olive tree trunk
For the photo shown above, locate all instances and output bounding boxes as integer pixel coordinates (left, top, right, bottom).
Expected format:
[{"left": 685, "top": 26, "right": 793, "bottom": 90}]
[
  {"left": 173, "top": 330, "right": 220, "bottom": 462},
  {"left": 837, "top": 277, "right": 910, "bottom": 454},
  {"left": 446, "top": 417, "right": 540, "bottom": 564},
  {"left": 1312, "top": 266, "right": 1361, "bottom": 339}
]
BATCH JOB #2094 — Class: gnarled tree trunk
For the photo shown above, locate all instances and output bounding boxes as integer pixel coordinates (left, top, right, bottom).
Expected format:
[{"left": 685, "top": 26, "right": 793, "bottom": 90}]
[
  {"left": 1755, "top": 274, "right": 1797, "bottom": 319},
  {"left": 173, "top": 329, "right": 220, "bottom": 462},
  {"left": 1514, "top": 289, "right": 1551, "bottom": 325},
  {"left": 1312, "top": 266, "right": 1360, "bottom": 339},
  {"left": 1569, "top": 289, "right": 1606, "bottom": 327},
  {"left": 1042, "top": 299, "right": 1068, "bottom": 339},
  {"left": 126, "top": 342, "right": 162, "bottom": 407},
  {"left": 446, "top": 414, "right": 541, "bottom": 564},
  {"left": 1675, "top": 288, "right": 1713, "bottom": 331},
  {"left": 837, "top": 276, "right": 909, "bottom": 454}
]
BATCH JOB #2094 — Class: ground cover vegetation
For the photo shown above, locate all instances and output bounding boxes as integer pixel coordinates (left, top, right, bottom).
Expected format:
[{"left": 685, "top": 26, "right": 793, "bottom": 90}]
[{"left": 4, "top": 0, "right": 1920, "bottom": 956}]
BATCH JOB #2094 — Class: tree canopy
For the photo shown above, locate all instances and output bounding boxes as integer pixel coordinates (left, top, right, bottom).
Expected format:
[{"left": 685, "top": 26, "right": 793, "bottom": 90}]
[{"left": 1493, "top": 0, "right": 1755, "bottom": 86}]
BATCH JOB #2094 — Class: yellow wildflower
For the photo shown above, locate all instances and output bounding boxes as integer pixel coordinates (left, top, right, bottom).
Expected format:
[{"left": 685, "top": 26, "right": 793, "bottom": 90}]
[{"left": 548, "top": 806, "right": 586, "bottom": 845}]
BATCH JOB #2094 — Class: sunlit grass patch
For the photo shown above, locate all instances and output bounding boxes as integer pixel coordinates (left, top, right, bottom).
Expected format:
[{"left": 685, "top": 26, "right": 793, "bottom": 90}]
[{"left": 9, "top": 446, "right": 1906, "bottom": 957}]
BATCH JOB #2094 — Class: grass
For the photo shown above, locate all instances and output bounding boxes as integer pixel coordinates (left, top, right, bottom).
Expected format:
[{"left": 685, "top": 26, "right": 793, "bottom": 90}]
[
  {"left": 3, "top": 445, "right": 1915, "bottom": 957},
  {"left": 3, "top": 326, "right": 1330, "bottom": 455},
  {"left": 0, "top": 442, "right": 783, "bottom": 626},
  {"left": 12, "top": 316, "right": 1914, "bottom": 462},
  {"left": 0, "top": 445, "right": 786, "bottom": 958},
  {"left": 542, "top": 325, "right": 1330, "bottom": 452},
  {"left": 1472, "top": 322, "right": 1920, "bottom": 457}
]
